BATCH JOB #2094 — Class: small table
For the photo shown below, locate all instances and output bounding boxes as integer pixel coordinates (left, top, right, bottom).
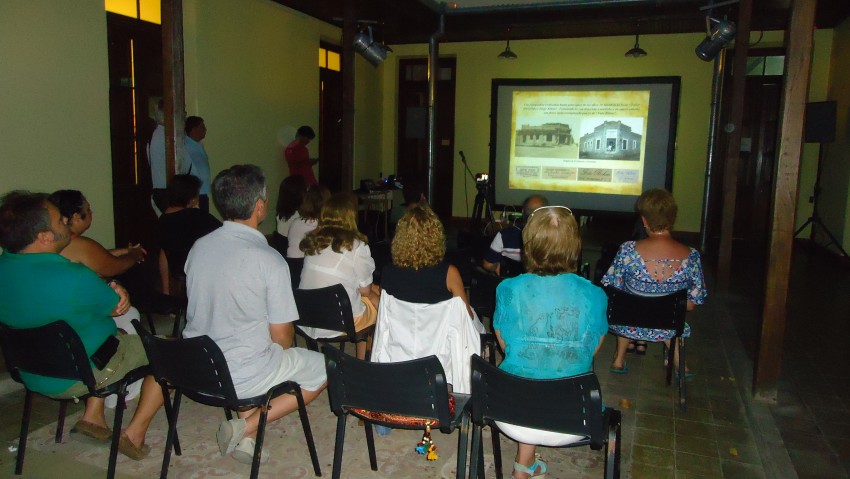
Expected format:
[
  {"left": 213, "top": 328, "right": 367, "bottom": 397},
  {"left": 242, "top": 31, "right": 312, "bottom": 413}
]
[{"left": 355, "top": 189, "right": 393, "bottom": 241}]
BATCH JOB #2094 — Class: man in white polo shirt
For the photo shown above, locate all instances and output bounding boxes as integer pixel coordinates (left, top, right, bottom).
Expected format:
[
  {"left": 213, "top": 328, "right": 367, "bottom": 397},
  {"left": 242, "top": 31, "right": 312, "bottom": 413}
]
[{"left": 183, "top": 164, "right": 326, "bottom": 464}]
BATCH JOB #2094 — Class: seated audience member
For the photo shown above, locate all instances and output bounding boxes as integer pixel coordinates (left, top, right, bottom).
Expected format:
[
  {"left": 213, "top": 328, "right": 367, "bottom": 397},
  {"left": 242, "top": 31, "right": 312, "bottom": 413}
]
[
  {"left": 482, "top": 194, "right": 547, "bottom": 277},
  {"left": 286, "top": 184, "right": 329, "bottom": 259},
  {"left": 493, "top": 205, "right": 607, "bottom": 479},
  {"left": 299, "top": 193, "right": 380, "bottom": 359},
  {"left": 183, "top": 165, "right": 326, "bottom": 464},
  {"left": 602, "top": 188, "right": 707, "bottom": 375},
  {"left": 382, "top": 204, "right": 472, "bottom": 318},
  {"left": 271, "top": 175, "right": 308, "bottom": 255},
  {"left": 157, "top": 174, "right": 221, "bottom": 294},
  {"left": 0, "top": 191, "right": 164, "bottom": 459},
  {"left": 48, "top": 189, "right": 146, "bottom": 277},
  {"left": 49, "top": 189, "right": 147, "bottom": 333}
]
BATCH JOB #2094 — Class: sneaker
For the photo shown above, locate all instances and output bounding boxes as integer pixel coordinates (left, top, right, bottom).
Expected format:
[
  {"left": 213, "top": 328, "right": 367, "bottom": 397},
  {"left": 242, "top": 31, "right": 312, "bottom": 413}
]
[
  {"left": 216, "top": 418, "right": 247, "bottom": 457},
  {"left": 232, "top": 437, "right": 269, "bottom": 465}
]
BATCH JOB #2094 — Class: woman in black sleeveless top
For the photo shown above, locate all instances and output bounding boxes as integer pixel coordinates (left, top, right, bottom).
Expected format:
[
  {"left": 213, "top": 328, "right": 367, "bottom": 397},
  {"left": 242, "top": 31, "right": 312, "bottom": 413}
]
[{"left": 381, "top": 204, "right": 472, "bottom": 317}]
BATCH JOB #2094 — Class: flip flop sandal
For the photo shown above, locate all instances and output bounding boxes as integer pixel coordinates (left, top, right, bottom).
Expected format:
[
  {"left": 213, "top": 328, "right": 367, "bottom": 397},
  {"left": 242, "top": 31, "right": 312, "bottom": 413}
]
[
  {"left": 71, "top": 420, "right": 112, "bottom": 442},
  {"left": 626, "top": 339, "right": 636, "bottom": 354},
  {"left": 514, "top": 458, "right": 547, "bottom": 478}
]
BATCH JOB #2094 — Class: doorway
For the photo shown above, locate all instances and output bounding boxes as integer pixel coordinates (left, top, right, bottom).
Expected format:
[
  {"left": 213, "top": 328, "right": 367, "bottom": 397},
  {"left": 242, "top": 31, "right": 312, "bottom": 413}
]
[
  {"left": 707, "top": 51, "right": 784, "bottom": 257},
  {"left": 106, "top": 13, "right": 162, "bottom": 248},
  {"left": 396, "top": 57, "right": 457, "bottom": 218},
  {"left": 319, "top": 43, "right": 344, "bottom": 193}
]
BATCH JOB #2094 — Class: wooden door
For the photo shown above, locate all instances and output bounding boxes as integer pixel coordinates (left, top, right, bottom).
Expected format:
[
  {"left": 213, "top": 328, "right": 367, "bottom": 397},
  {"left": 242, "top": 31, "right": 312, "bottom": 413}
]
[
  {"left": 106, "top": 13, "right": 162, "bottom": 248},
  {"left": 396, "top": 58, "right": 456, "bottom": 218}
]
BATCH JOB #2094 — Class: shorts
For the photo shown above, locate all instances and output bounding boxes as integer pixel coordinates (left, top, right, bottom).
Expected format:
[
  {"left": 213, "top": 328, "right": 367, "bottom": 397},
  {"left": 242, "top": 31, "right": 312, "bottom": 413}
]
[
  {"left": 238, "top": 346, "right": 327, "bottom": 398},
  {"left": 495, "top": 421, "right": 586, "bottom": 447},
  {"left": 50, "top": 334, "right": 148, "bottom": 400}
]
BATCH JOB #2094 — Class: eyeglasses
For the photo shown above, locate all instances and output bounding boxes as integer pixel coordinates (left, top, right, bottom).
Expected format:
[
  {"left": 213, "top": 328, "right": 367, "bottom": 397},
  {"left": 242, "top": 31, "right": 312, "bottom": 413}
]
[{"left": 529, "top": 205, "right": 573, "bottom": 219}]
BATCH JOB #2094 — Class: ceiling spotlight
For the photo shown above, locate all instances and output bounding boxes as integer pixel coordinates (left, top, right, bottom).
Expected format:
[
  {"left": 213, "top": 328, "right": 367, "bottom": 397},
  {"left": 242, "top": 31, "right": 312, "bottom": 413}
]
[
  {"left": 625, "top": 30, "right": 647, "bottom": 58},
  {"left": 695, "top": 18, "right": 736, "bottom": 61},
  {"left": 353, "top": 26, "right": 391, "bottom": 67}
]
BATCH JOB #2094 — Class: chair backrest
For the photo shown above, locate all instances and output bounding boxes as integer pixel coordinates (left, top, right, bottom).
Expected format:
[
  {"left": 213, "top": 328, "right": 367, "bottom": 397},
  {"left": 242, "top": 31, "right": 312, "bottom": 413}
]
[
  {"left": 293, "top": 284, "right": 355, "bottom": 339},
  {"left": 468, "top": 266, "right": 503, "bottom": 319},
  {"left": 604, "top": 286, "right": 688, "bottom": 336},
  {"left": 469, "top": 355, "right": 603, "bottom": 448},
  {"left": 285, "top": 257, "right": 305, "bottom": 291},
  {"left": 372, "top": 291, "right": 483, "bottom": 394},
  {"left": 133, "top": 320, "right": 239, "bottom": 407},
  {"left": 0, "top": 320, "right": 97, "bottom": 392},
  {"left": 323, "top": 345, "right": 454, "bottom": 431}
]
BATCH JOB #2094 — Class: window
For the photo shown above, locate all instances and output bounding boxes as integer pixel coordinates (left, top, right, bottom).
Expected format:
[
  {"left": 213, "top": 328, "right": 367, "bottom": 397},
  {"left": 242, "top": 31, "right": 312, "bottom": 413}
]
[
  {"left": 105, "top": 0, "right": 161, "bottom": 24},
  {"left": 746, "top": 55, "right": 785, "bottom": 76},
  {"left": 319, "top": 47, "right": 341, "bottom": 72}
]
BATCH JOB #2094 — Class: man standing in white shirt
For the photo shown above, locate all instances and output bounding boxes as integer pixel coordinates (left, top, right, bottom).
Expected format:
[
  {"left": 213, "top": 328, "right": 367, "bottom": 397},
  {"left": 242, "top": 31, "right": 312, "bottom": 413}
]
[
  {"left": 183, "top": 164, "right": 326, "bottom": 464},
  {"left": 148, "top": 101, "right": 168, "bottom": 213}
]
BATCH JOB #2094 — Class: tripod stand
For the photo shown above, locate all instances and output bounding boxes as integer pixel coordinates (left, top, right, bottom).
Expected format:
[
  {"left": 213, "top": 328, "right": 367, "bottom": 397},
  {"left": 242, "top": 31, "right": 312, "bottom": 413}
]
[
  {"left": 460, "top": 151, "right": 494, "bottom": 227},
  {"left": 794, "top": 143, "right": 849, "bottom": 258}
]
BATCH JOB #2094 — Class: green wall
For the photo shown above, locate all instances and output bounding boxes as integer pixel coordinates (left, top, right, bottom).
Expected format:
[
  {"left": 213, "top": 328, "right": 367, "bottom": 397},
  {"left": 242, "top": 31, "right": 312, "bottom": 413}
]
[
  {"left": 0, "top": 0, "right": 115, "bottom": 246},
  {"left": 381, "top": 31, "right": 833, "bottom": 234},
  {"left": 183, "top": 0, "right": 383, "bottom": 233}
]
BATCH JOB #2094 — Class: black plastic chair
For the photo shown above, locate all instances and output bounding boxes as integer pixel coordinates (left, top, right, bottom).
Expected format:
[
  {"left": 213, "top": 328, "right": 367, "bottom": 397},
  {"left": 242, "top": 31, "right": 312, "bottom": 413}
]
[
  {"left": 293, "top": 284, "right": 374, "bottom": 357},
  {"left": 323, "top": 345, "right": 471, "bottom": 479},
  {"left": 468, "top": 355, "right": 621, "bottom": 479},
  {"left": 132, "top": 320, "right": 321, "bottom": 479},
  {"left": 285, "top": 256, "right": 304, "bottom": 291},
  {"left": 0, "top": 321, "right": 148, "bottom": 478},
  {"left": 604, "top": 286, "right": 689, "bottom": 411}
]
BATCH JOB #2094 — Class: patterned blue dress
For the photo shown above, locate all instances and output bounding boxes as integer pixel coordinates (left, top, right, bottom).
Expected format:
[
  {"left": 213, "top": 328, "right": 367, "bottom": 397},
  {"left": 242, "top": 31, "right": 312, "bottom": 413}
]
[{"left": 601, "top": 241, "right": 707, "bottom": 341}]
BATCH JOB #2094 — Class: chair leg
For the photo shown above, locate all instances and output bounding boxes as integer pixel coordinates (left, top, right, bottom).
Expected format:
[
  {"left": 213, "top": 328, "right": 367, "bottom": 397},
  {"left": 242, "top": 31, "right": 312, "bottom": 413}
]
[
  {"left": 332, "top": 416, "right": 347, "bottom": 479},
  {"left": 224, "top": 408, "right": 233, "bottom": 421},
  {"left": 160, "top": 384, "right": 181, "bottom": 457},
  {"left": 15, "top": 390, "right": 34, "bottom": 475},
  {"left": 55, "top": 399, "right": 69, "bottom": 443},
  {"left": 469, "top": 425, "right": 482, "bottom": 479},
  {"left": 251, "top": 407, "right": 268, "bottom": 479},
  {"left": 491, "top": 425, "right": 503, "bottom": 479},
  {"left": 107, "top": 390, "right": 128, "bottom": 479},
  {"left": 364, "top": 421, "right": 377, "bottom": 470},
  {"left": 665, "top": 340, "right": 676, "bottom": 386},
  {"left": 170, "top": 310, "right": 183, "bottom": 338},
  {"left": 160, "top": 389, "right": 183, "bottom": 479},
  {"left": 605, "top": 409, "right": 622, "bottom": 479},
  {"left": 146, "top": 312, "right": 157, "bottom": 336},
  {"left": 293, "top": 388, "right": 322, "bottom": 476},
  {"left": 455, "top": 415, "right": 470, "bottom": 479},
  {"left": 678, "top": 337, "right": 687, "bottom": 413}
]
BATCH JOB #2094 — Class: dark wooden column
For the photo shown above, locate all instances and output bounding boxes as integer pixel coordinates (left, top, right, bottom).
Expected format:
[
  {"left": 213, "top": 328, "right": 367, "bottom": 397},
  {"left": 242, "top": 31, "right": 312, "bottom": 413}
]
[
  {"left": 340, "top": 1, "right": 356, "bottom": 191},
  {"left": 754, "top": 0, "right": 815, "bottom": 400},
  {"left": 161, "top": 0, "right": 185, "bottom": 180},
  {"left": 716, "top": 0, "right": 752, "bottom": 290}
]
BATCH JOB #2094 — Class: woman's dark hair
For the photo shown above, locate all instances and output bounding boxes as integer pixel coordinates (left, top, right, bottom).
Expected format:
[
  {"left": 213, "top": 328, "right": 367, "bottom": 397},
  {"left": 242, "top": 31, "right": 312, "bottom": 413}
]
[
  {"left": 167, "top": 174, "right": 202, "bottom": 207},
  {"left": 275, "top": 175, "right": 309, "bottom": 220},
  {"left": 297, "top": 184, "right": 330, "bottom": 221},
  {"left": 47, "top": 190, "right": 86, "bottom": 221}
]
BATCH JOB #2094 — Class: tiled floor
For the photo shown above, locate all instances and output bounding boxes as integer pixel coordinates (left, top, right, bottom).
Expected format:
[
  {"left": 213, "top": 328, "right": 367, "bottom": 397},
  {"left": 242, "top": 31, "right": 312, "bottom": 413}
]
[{"left": 0, "top": 241, "right": 848, "bottom": 478}]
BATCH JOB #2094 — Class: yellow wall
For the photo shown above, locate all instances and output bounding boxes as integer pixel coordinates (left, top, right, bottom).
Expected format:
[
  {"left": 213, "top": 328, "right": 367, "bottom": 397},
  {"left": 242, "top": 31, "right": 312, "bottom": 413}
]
[
  {"left": 820, "top": 17, "right": 850, "bottom": 251},
  {"left": 381, "top": 31, "right": 833, "bottom": 234},
  {"left": 0, "top": 0, "right": 115, "bottom": 246}
]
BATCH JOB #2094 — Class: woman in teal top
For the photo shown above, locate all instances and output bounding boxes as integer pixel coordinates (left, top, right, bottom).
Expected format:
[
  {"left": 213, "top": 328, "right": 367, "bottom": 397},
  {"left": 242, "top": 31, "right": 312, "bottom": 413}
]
[{"left": 494, "top": 205, "right": 608, "bottom": 479}]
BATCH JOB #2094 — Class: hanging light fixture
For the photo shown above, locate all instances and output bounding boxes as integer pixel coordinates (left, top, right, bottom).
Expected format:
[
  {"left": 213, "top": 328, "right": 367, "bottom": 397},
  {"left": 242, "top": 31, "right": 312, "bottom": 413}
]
[
  {"left": 498, "top": 28, "right": 517, "bottom": 60},
  {"left": 695, "top": 18, "right": 736, "bottom": 61},
  {"left": 625, "top": 26, "right": 647, "bottom": 58},
  {"left": 353, "top": 25, "right": 392, "bottom": 67}
]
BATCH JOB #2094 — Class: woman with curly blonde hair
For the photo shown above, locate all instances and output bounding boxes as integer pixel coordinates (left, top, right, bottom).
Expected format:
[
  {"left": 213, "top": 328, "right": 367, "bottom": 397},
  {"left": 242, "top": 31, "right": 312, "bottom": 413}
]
[
  {"left": 299, "top": 192, "right": 379, "bottom": 359},
  {"left": 381, "top": 204, "right": 472, "bottom": 317}
]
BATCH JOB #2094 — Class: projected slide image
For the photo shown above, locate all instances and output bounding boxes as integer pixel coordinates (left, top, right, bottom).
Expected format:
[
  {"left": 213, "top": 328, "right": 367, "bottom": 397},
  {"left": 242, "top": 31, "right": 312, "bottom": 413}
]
[
  {"left": 578, "top": 119, "right": 643, "bottom": 161},
  {"left": 508, "top": 90, "right": 649, "bottom": 196}
]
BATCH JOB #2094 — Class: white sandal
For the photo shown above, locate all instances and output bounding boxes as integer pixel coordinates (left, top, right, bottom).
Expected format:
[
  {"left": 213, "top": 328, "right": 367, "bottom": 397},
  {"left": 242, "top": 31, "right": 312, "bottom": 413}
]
[{"left": 513, "top": 457, "right": 547, "bottom": 478}]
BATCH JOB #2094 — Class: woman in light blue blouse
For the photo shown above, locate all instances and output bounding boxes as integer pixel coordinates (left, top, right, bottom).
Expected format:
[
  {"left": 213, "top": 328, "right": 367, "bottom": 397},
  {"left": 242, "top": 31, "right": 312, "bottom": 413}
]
[{"left": 494, "top": 205, "right": 608, "bottom": 479}]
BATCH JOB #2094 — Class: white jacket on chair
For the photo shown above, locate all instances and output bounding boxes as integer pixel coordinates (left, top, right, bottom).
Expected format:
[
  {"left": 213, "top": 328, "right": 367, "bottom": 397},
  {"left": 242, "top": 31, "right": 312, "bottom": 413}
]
[{"left": 371, "top": 290, "right": 485, "bottom": 394}]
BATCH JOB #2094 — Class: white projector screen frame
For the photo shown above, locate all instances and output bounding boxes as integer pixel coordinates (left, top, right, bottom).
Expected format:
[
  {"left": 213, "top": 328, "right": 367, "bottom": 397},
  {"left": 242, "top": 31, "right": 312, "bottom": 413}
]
[{"left": 489, "top": 77, "right": 680, "bottom": 215}]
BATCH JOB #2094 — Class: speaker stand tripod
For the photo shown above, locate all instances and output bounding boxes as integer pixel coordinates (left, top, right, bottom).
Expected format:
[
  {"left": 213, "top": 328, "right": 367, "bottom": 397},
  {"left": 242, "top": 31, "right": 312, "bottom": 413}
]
[{"left": 793, "top": 143, "right": 849, "bottom": 258}]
